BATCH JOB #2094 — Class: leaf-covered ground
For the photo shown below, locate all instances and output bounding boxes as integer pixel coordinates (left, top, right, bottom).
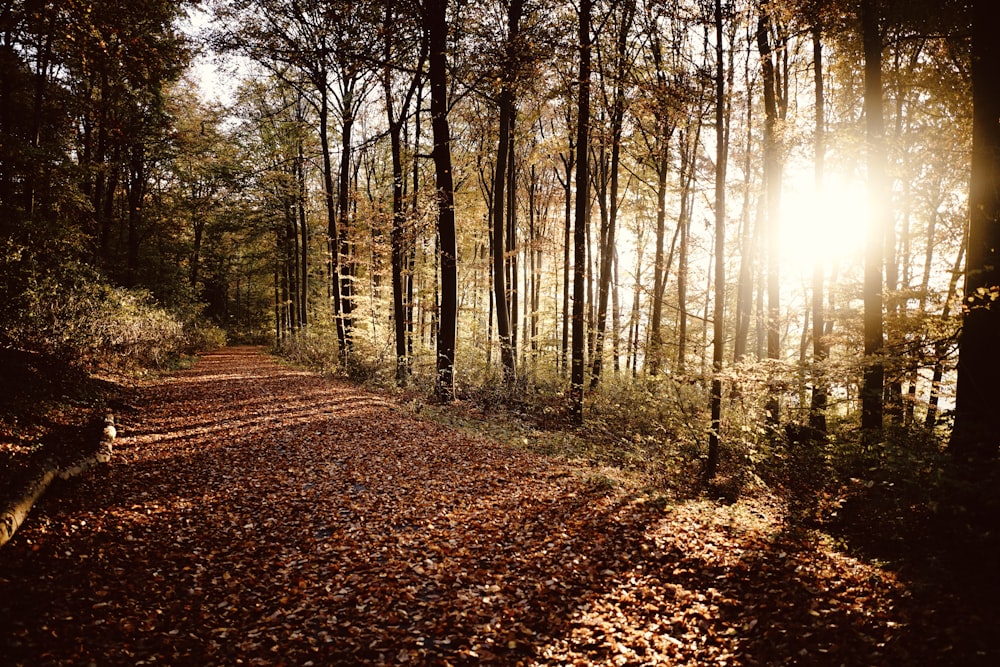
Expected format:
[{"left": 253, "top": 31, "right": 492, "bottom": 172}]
[
  {"left": 0, "top": 348, "right": 116, "bottom": 501},
  {"left": 0, "top": 347, "right": 994, "bottom": 666}
]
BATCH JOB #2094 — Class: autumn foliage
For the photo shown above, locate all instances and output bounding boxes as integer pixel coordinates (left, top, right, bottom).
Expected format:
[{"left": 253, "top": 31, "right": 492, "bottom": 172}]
[{"left": 1, "top": 348, "right": 995, "bottom": 665}]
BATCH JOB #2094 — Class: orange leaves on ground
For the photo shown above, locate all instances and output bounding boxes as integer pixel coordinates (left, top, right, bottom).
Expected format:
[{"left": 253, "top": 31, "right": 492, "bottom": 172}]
[{"left": 0, "top": 348, "right": 994, "bottom": 666}]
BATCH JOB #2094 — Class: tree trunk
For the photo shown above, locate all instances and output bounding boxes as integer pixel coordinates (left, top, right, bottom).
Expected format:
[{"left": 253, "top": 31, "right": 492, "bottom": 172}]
[
  {"left": 809, "top": 22, "right": 829, "bottom": 434},
  {"left": 492, "top": 84, "right": 517, "bottom": 382},
  {"left": 507, "top": 131, "right": 519, "bottom": 366},
  {"left": 274, "top": 261, "right": 282, "bottom": 345},
  {"left": 570, "top": 0, "right": 592, "bottom": 424},
  {"left": 296, "top": 126, "right": 309, "bottom": 329},
  {"left": 386, "top": 39, "right": 407, "bottom": 383},
  {"left": 319, "top": 74, "right": 347, "bottom": 351},
  {"left": 407, "top": 80, "right": 424, "bottom": 365},
  {"left": 758, "top": 2, "right": 785, "bottom": 425},
  {"left": 733, "top": 78, "right": 756, "bottom": 364},
  {"left": 528, "top": 163, "right": 543, "bottom": 366},
  {"left": 612, "top": 248, "right": 621, "bottom": 374},
  {"left": 706, "top": 0, "right": 727, "bottom": 482},
  {"left": 424, "top": 0, "right": 458, "bottom": 402},
  {"left": 627, "top": 225, "right": 644, "bottom": 376},
  {"left": 590, "top": 0, "right": 634, "bottom": 389},
  {"left": 558, "top": 147, "right": 574, "bottom": 377},
  {"left": 384, "top": 8, "right": 424, "bottom": 386},
  {"left": 861, "top": 0, "right": 886, "bottom": 443},
  {"left": 950, "top": 0, "right": 1000, "bottom": 459},
  {"left": 676, "top": 124, "right": 701, "bottom": 375},
  {"left": 338, "top": 101, "right": 355, "bottom": 355},
  {"left": 647, "top": 140, "right": 669, "bottom": 375}
]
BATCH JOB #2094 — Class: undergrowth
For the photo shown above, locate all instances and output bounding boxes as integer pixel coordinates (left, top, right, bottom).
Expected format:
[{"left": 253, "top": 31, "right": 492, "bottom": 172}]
[
  {"left": 272, "top": 328, "right": 997, "bottom": 607},
  {"left": 1, "top": 268, "right": 226, "bottom": 503}
]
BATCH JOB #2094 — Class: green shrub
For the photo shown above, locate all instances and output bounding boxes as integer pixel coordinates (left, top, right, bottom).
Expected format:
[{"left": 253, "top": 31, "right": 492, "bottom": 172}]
[
  {"left": 584, "top": 374, "right": 708, "bottom": 490},
  {"left": 181, "top": 317, "right": 228, "bottom": 356},
  {"left": 1, "top": 262, "right": 224, "bottom": 371},
  {"left": 276, "top": 321, "right": 343, "bottom": 375}
]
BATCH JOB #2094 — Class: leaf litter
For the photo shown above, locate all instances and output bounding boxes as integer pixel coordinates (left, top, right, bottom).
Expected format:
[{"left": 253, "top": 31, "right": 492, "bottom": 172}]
[{"left": 0, "top": 347, "right": 994, "bottom": 666}]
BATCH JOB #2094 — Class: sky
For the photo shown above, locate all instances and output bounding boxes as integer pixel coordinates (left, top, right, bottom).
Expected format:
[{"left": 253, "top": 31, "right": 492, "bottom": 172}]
[{"left": 179, "top": 5, "right": 241, "bottom": 105}]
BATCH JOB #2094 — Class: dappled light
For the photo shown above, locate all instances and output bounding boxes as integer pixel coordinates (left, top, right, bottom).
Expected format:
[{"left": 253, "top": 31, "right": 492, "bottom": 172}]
[
  {"left": 3, "top": 0, "right": 998, "bottom": 664},
  {"left": 5, "top": 349, "right": 992, "bottom": 665}
]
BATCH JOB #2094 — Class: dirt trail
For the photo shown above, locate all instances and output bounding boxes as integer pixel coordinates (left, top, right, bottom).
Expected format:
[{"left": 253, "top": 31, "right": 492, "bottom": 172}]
[{"left": 0, "top": 347, "right": 989, "bottom": 665}]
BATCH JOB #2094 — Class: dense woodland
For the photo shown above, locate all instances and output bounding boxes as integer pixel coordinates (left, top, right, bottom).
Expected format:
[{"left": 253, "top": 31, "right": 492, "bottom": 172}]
[
  {"left": 2, "top": 0, "right": 999, "bottom": 511},
  {"left": 2, "top": 0, "right": 999, "bottom": 661}
]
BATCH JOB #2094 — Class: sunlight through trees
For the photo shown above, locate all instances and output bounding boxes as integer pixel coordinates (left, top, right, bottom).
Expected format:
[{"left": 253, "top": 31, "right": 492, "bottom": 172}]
[{"left": 1, "top": 0, "right": 988, "bottom": 469}]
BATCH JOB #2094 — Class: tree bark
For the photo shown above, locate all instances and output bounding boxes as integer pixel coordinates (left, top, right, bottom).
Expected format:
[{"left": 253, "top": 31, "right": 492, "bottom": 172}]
[
  {"left": 558, "top": 145, "right": 574, "bottom": 377},
  {"left": 491, "top": 0, "right": 521, "bottom": 383},
  {"left": 861, "top": 0, "right": 886, "bottom": 444},
  {"left": 950, "top": 0, "right": 1000, "bottom": 459},
  {"left": 809, "top": 22, "right": 829, "bottom": 434},
  {"left": 647, "top": 132, "right": 669, "bottom": 375},
  {"left": 706, "top": 0, "right": 727, "bottom": 482},
  {"left": 319, "top": 67, "right": 347, "bottom": 352},
  {"left": 424, "top": 0, "right": 458, "bottom": 402},
  {"left": 676, "top": 128, "right": 697, "bottom": 374},
  {"left": 337, "top": 90, "right": 356, "bottom": 355},
  {"left": 295, "top": 114, "right": 309, "bottom": 330},
  {"left": 570, "top": 0, "right": 592, "bottom": 424},
  {"left": 493, "top": 96, "right": 517, "bottom": 381},
  {"left": 733, "top": 70, "right": 756, "bottom": 364}
]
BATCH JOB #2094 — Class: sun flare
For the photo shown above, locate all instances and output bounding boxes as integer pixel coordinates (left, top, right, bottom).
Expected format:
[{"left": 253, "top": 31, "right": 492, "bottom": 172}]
[{"left": 780, "top": 171, "right": 869, "bottom": 275}]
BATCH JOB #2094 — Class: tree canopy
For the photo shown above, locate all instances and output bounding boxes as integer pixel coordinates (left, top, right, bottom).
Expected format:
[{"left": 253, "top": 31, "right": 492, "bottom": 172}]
[{"left": 0, "top": 0, "right": 991, "bottom": 462}]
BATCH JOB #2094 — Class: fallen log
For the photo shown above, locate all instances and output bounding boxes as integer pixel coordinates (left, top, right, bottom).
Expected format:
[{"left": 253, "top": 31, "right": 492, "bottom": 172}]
[{"left": 0, "top": 414, "right": 116, "bottom": 548}]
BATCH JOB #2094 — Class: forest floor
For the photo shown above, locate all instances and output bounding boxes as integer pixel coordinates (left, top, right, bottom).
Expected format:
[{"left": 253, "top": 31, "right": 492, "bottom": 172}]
[{"left": 0, "top": 346, "right": 996, "bottom": 666}]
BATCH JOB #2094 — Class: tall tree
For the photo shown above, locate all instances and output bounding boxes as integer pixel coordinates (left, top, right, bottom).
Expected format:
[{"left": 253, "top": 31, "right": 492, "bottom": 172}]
[
  {"left": 329, "top": 2, "right": 379, "bottom": 354},
  {"left": 809, "top": 16, "right": 828, "bottom": 434},
  {"left": 950, "top": 0, "right": 1000, "bottom": 460},
  {"left": 422, "top": 0, "right": 458, "bottom": 401},
  {"left": 570, "top": 0, "right": 593, "bottom": 423},
  {"left": 860, "top": 0, "right": 886, "bottom": 442},
  {"left": 555, "top": 90, "right": 576, "bottom": 377},
  {"left": 636, "top": 1, "right": 682, "bottom": 376},
  {"left": 490, "top": 0, "right": 525, "bottom": 384},
  {"left": 706, "top": 0, "right": 728, "bottom": 481},
  {"left": 757, "top": 0, "right": 788, "bottom": 424},
  {"left": 591, "top": 0, "right": 636, "bottom": 388},
  {"left": 675, "top": 122, "right": 701, "bottom": 373},
  {"left": 382, "top": 3, "right": 425, "bottom": 386}
]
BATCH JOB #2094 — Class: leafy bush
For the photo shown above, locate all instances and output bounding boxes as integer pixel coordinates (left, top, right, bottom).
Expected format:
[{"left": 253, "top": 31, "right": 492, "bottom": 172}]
[
  {"left": 584, "top": 374, "right": 709, "bottom": 492},
  {"left": 276, "top": 321, "right": 343, "bottom": 375},
  {"left": 1, "top": 262, "right": 224, "bottom": 371},
  {"left": 181, "top": 317, "right": 228, "bottom": 356},
  {"left": 344, "top": 337, "right": 396, "bottom": 386}
]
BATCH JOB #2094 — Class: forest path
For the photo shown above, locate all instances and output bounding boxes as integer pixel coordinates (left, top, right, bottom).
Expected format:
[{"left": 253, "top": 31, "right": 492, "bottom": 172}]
[{"left": 0, "top": 347, "right": 982, "bottom": 665}]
